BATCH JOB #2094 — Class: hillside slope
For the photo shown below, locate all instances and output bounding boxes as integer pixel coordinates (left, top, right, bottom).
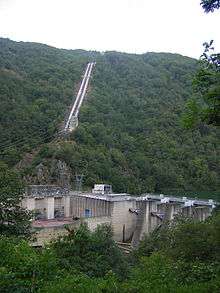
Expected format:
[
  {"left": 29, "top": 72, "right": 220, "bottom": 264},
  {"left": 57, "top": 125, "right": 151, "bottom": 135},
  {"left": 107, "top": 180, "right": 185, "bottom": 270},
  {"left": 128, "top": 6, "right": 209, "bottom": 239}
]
[
  {"left": 0, "top": 38, "right": 219, "bottom": 198},
  {"left": 0, "top": 38, "right": 93, "bottom": 164}
]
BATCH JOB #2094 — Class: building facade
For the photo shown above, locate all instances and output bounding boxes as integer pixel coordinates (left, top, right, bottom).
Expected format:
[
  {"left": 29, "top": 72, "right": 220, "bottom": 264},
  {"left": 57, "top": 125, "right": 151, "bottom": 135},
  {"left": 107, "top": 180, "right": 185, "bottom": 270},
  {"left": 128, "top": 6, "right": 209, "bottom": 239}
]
[{"left": 22, "top": 185, "right": 216, "bottom": 246}]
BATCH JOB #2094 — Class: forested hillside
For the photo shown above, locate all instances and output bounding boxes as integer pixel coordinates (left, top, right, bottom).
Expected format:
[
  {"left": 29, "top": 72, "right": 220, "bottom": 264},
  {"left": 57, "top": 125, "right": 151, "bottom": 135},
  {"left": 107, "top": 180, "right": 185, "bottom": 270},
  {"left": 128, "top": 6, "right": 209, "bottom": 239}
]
[
  {"left": 0, "top": 38, "right": 219, "bottom": 198},
  {"left": 0, "top": 38, "right": 92, "bottom": 163}
]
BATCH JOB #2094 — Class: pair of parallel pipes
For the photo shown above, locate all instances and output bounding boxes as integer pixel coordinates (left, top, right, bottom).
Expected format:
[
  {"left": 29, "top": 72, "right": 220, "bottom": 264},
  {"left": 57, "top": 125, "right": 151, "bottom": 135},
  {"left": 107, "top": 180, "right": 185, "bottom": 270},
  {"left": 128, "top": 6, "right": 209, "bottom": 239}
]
[{"left": 64, "top": 62, "right": 95, "bottom": 132}]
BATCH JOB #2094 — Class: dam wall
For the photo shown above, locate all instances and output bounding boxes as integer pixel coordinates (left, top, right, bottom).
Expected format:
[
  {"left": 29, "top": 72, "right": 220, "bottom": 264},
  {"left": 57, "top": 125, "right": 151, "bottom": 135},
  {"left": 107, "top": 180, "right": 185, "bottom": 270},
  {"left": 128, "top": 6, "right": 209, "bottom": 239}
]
[{"left": 22, "top": 185, "right": 217, "bottom": 246}]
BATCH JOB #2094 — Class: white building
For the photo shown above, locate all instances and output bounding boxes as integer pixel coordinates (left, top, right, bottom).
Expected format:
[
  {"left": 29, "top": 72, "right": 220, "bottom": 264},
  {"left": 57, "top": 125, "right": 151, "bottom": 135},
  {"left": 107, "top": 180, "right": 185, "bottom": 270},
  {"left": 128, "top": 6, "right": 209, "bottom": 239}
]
[{"left": 92, "top": 184, "right": 112, "bottom": 194}]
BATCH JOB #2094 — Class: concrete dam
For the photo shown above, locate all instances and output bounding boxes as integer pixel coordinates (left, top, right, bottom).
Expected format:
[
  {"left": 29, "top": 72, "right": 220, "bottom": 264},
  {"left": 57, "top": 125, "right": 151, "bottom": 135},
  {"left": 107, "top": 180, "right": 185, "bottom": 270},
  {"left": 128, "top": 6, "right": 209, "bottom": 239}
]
[
  {"left": 22, "top": 184, "right": 217, "bottom": 247},
  {"left": 16, "top": 62, "right": 217, "bottom": 246}
]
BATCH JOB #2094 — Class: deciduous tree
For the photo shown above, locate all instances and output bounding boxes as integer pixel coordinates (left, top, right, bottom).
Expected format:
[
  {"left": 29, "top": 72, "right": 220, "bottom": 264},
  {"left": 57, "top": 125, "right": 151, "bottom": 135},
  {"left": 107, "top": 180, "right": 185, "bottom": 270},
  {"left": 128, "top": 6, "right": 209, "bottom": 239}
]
[{"left": 0, "top": 162, "right": 32, "bottom": 238}]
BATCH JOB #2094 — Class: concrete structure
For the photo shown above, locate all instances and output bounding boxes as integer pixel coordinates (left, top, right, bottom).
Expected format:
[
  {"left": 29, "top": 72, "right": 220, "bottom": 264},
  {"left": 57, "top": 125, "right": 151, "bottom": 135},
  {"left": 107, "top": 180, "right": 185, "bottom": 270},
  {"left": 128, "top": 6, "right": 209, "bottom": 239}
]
[
  {"left": 22, "top": 185, "right": 70, "bottom": 220},
  {"left": 32, "top": 217, "right": 111, "bottom": 247},
  {"left": 92, "top": 184, "right": 112, "bottom": 195},
  {"left": 22, "top": 185, "right": 218, "bottom": 246}
]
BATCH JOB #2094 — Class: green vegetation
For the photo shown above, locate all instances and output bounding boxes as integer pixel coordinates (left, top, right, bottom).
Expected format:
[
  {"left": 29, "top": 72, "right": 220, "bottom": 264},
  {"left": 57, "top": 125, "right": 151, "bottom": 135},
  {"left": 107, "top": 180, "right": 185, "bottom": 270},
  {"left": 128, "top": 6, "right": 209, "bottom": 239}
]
[
  {"left": 70, "top": 52, "right": 220, "bottom": 197},
  {"left": 0, "top": 38, "right": 220, "bottom": 198},
  {"left": 182, "top": 39, "right": 220, "bottom": 128},
  {"left": 1, "top": 2, "right": 219, "bottom": 292},
  {"left": 0, "top": 38, "right": 94, "bottom": 166},
  {"left": 183, "top": 2, "right": 220, "bottom": 128},
  {"left": 0, "top": 162, "right": 32, "bottom": 238},
  {"left": 129, "top": 209, "right": 220, "bottom": 292},
  {"left": 201, "top": 0, "right": 220, "bottom": 13},
  {"left": 0, "top": 210, "right": 219, "bottom": 292},
  {"left": 51, "top": 223, "right": 128, "bottom": 279}
]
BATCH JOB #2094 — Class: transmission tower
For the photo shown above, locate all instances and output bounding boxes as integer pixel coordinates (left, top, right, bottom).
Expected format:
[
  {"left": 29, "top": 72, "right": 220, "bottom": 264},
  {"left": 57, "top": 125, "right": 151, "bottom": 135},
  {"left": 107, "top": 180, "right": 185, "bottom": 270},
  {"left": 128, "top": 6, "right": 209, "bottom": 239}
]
[{"left": 75, "top": 174, "right": 84, "bottom": 192}]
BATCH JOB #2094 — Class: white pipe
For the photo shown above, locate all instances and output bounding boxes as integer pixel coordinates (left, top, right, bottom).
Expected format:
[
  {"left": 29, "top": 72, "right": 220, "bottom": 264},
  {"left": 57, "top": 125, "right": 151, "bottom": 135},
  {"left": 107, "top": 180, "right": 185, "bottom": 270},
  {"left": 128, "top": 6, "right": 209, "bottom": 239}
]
[
  {"left": 75, "top": 62, "right": 94, "bottom": 117},
  {"left": 65, "top": 63, "right": 90, "bottom": 130},
  {"left": 64, "top": 63, "right": 91, "bottom": 131}
]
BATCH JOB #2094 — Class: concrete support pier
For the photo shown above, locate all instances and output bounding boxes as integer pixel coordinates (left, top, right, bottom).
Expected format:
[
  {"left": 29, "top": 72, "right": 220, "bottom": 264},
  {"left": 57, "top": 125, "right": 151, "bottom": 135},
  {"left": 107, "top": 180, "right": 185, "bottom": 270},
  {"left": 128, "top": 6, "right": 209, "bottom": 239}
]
[
  {"left": 25, "top": 197, "right": 35, "bottom": 211},
  {"left": 111, "top": 200, "right": 137, "bottom": 242},
  {"left": 46, "top": 197, "right": 54, "bottom": 219},
  {"left": 64, "top": 196, "right": 70, "bottom": 217}
]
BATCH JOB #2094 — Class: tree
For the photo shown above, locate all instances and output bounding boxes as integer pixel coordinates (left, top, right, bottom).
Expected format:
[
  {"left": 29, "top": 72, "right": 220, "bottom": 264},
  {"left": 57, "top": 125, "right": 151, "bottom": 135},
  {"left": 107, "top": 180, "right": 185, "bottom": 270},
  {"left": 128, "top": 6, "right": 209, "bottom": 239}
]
[
  {"left": 51, "top": 223, "right": 129, "bottom": 279},
  {"left": 201, "top": 0, "right": 220, "bottom": 13},
  {"left": 183, "top": 2, "right": 220, "bottom": 127},
  {"left": 1, "top": 38, "right": 220, "bottom": 197},
  {"left": 132, "top": 210, "right": 220, "bottom": 291},
  {"left": 0, "top": 162, "right": 32, "bottom": 238},
  {"left": 136, "top": 210, "right": 220, "bottom": 263},
  {"left": 0, "top": 237, "right": 61, "bottom": 292}
]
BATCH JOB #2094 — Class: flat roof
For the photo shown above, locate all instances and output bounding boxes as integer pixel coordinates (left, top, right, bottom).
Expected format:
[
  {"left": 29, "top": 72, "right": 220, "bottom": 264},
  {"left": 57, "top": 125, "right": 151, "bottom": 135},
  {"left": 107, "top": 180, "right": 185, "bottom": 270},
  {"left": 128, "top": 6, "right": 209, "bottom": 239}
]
[
  {"left": 69, "top": 191, "right": 217, "bottom": 206},
  {"left": 24, "top": 187, "right": 218, "bottom": 207},
  {"left": 70, "top": 191, "right": 133, "bottom": 202},
  {"left": 32, "top": 218, "right": 74, "bottom": 228}
]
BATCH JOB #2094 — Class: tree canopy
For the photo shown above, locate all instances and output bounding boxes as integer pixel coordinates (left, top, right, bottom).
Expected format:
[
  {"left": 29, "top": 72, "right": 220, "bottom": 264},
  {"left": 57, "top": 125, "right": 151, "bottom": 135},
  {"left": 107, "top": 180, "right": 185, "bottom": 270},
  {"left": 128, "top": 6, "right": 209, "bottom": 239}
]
[
  {"left": 0, "top": 162, "right": 32, "bottom": 238},
  {"left": 0, "top": 38, "right": 220, "bottom": 199},
  {"left": 201, "top": 0, "right": 220, "bottom": 12},
  {"left": 183, "top": 1, "right": 220, "bottom": 128},
  {"left": 0, "top": 210, "right": 220, "bottom": 292}
]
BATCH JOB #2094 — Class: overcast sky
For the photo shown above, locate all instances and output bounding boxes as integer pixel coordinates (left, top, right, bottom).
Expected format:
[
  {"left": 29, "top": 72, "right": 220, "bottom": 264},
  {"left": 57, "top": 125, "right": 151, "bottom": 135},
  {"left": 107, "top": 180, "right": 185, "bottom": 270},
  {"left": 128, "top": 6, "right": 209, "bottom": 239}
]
[{"left": 0, "top": 0, "right": 219, "bottom": 58}]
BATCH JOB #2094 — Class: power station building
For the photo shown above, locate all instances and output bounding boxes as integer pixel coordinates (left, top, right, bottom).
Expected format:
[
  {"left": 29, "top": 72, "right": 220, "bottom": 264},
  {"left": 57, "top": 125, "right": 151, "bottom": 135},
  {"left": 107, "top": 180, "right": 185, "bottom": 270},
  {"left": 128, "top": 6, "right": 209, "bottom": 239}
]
[{"left": 22, "top": 184, "right": 216, "bottom": 246}]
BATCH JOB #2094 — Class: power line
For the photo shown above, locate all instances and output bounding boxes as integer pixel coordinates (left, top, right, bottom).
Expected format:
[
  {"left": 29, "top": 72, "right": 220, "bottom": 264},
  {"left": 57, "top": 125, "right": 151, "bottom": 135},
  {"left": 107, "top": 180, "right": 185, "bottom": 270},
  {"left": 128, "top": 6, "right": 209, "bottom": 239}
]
[
  {"left": 0, "top": 132, "right": 56, "bottom": 154},
  {"left": 0, "top": 120, "right": 58, "bottom": 146},
  {"left": 0, "top": 122, "right": 59, "bottom": 149},
  {"left": 0, "top": 133, "right": 49, "bottom": 149},
  {"left": 0, "top": 131, "right": 52, "bottom": 149}
]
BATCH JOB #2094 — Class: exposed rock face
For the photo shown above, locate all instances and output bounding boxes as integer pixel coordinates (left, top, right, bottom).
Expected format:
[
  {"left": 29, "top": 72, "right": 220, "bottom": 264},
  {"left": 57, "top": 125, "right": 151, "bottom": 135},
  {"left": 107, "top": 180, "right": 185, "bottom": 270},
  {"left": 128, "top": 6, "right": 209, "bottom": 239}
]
[
  {"left": 36, "top": 163, "right": 49, "bottom": 184},
  {"left": 22, "top": 158, "right": 72, "bottom": 188},
  {"left": 52, "top": 160, "right": 71, "bottom": 188},
  {"left": 15, "top": 152, "right": 37, "bottom": 170}
]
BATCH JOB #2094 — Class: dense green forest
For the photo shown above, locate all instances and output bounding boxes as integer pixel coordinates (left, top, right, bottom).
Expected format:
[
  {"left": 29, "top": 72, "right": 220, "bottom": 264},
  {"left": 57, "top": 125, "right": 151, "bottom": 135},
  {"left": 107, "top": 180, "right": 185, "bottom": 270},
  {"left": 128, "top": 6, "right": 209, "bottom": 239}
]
[
  {"left": 0, "top": 211, "right": 220, "bottom": 292},
  {"left": 0, "top": 160, "right": 219, "bottom": 292},
  {"left": 0, "top": 38, "right": 219, "bottom": 198},
  {"left": 1, "top": 2, "right": 219, "bottom": 292}
]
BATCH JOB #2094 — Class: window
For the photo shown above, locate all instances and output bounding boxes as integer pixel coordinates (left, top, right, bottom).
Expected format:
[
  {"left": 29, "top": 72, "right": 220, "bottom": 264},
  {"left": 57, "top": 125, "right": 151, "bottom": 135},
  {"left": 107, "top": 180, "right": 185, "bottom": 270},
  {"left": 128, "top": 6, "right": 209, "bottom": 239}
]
[{"left": 85, "top": 209, "right": 92, "bottom": 218}]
